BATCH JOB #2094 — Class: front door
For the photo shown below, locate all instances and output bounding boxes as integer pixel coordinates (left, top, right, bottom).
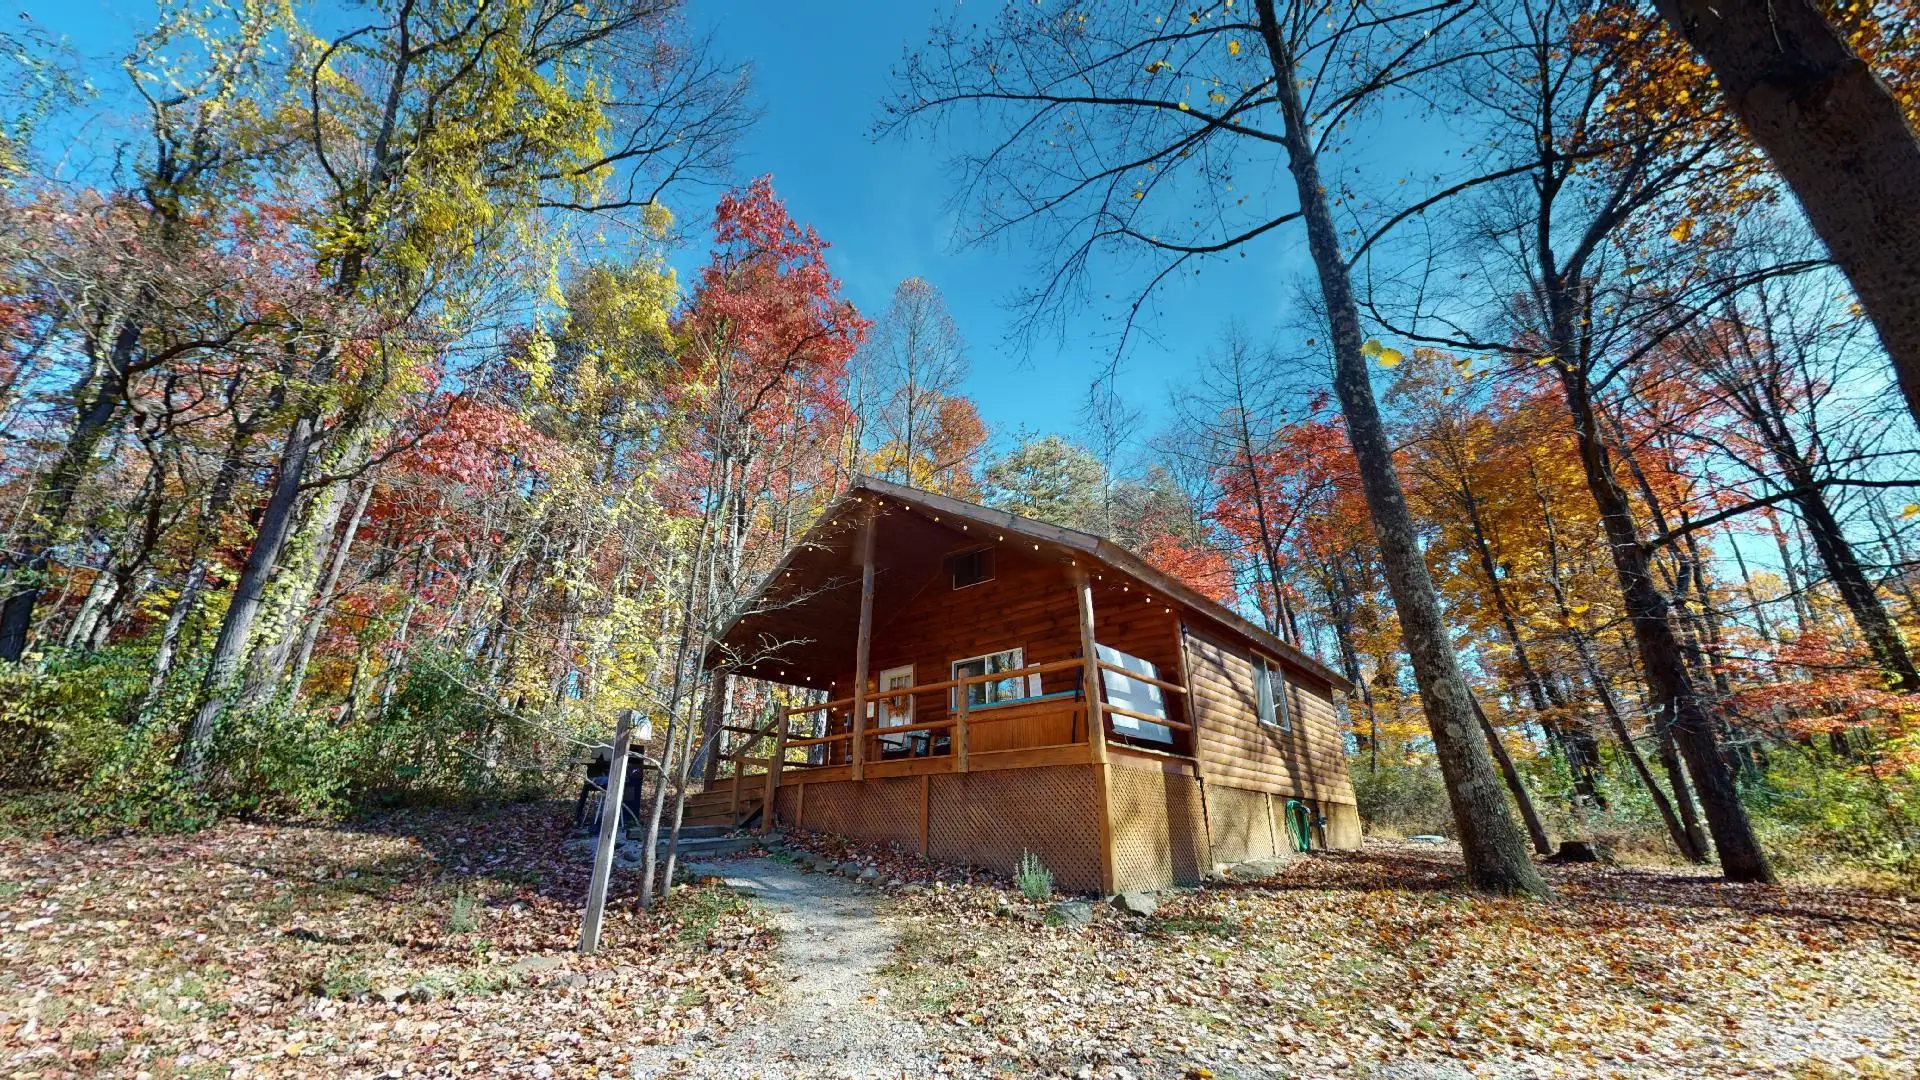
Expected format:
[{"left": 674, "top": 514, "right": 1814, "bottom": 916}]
[{"left": 876, "top": 664, "right": 915, "bottom": 754}]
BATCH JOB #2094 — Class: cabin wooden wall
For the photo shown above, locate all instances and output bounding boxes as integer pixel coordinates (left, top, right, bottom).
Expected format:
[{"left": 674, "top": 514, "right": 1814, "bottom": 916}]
[
  {"left": 1180, "top": 625, "right": 1359, "bottom": 849},
  {"left": 827, "top": 544, "right": 1190, "bottom": 755}
]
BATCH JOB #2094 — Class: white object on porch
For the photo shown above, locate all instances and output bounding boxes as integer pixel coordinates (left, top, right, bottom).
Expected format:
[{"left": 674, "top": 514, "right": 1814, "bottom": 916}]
[{"left": 1095, "top": 644, "right": 1173, "bottom": 744}]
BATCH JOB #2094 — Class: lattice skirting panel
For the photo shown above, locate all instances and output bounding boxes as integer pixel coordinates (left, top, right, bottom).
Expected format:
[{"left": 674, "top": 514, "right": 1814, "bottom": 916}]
[
  {"left": 770, "top": 766, "right": 1351, "bottom": 895},
  {"left": 1203, "top": 783, "right": 1278, "bottom": 866},
  {"left": 790, "top": 777, "right": 923, "bottom": 847},
  {"left": 773, "top": 786, "right": 800, "bottom": 825},
  {"left": 1108, "top": 762, "right": 1210, "bottom": 891},
  {"left": 929, "top": 767, "right": 1103, "bottom": 893}
]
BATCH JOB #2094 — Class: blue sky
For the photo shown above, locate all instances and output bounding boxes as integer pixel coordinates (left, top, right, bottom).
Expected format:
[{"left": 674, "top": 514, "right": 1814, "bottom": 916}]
[
  {"left": 681, "top": 1, "right": 1314, "bottom": 444},
  {"left": 17, "top": 0, "right": 1327, "bottom": 448}
]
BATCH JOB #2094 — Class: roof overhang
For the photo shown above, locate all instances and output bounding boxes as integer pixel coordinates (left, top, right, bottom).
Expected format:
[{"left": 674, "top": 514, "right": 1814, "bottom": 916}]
[{"left": 709, "top": 475, "right": 1351, "bottom": 693}]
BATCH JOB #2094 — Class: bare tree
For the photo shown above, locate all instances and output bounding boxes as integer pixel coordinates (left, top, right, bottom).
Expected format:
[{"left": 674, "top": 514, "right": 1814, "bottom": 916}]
[
  {"left": 1364, "top": 0, "right": 1780, "bottom": 879},
  {"left": 888, "top": 0, "right": 1545, "bottom": 893},
  {"left": 859, "top": 278, "right": 970, "bottom": 485},
  {"left": 1663, "top": 270, "right": 1920, "bottom": 692}
]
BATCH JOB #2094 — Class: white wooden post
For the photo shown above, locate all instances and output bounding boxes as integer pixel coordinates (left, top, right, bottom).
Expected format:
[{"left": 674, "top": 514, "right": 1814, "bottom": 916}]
[{"left": 579, "top": 711, "right": 633, "bottom": 955}]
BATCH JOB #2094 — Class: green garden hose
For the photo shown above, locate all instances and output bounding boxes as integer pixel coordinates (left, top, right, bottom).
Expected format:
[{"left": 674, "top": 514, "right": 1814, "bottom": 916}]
[{"left": 1284, "top": 798, "right": 1313, "bottom": 853}]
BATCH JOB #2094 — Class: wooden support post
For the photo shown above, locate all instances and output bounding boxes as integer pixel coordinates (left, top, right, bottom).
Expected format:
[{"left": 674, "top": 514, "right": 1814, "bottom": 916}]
[
  {"left": 760, "top": 714, "right": 787, "bottom": 835},
  {"left": 579, "top": 711, "right": 632, "bottom": 955},
  {"left": 918, "top": 774, "right": 931, "bottom": 855},
  {"left": 1072, "top": 565, "right": 1115, "bottom": 895},
  {"left": 1072, "top": 566, "right": 1107, "bottom": 764},
  {"left": 850, "top": 511, "right": 877, "bottom": 782},
  {"left": 729, "top": 754, "right": 742, "bottom": 822},
  {"left": 795, "top": 782, "right": 806, "bottom": 829},
  {"left": 1171, "top": 621, "right": 1198, "bottom": 757},
  {"left": 1093, "top": 760, "right": 1116, "bottom": 895},
  {"left": 954, "top": 682, "right": 970, "bottom": 773}
]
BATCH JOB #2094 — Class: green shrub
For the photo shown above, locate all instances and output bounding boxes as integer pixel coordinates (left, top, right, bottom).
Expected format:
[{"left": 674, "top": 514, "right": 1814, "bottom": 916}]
[
  {"left": 207, "top": 695, "right": 359, "bottom": 819},
  {"left": 1748, "top": 748, "right": 1920, "bottom": 882},
  {"left": 0, "top": 646, "right": 151, "bottom": 789},
  {"left": 1014, "top": 849, "right": 1052, "bottom": 900},
  {"left": 446, "top": 888, "right": 480, "bottom": 934},
  {"left": 343, "top": 650, "right": 538, "bottom": 807},
  {"left": 0, "top": 642, "right": 565, "bottom": 830},
  {"left": 1351, "top": 761, "right": 1453, "bottom": 837}
]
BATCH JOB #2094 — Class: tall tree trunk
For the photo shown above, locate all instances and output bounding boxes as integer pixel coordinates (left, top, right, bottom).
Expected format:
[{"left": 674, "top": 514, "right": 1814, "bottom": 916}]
[
  {"left": 287, "top": 478, "right": 375, "bottom": 701},
  {"left": 1654, "top": 720, "right": 1710, "bottom": 858},
  {"left": 1597, "top": 675, "right": 1702, "bottom": 861},
  {"left": 1471, "top": 695, "right": 1554, "bottom": 855},
  {"left": 82, "top": 441, "right": 172, "bottom": 651},
  {"left": 62, "top": 565, "right": 116, "bottom": 651},
  {"left": 1680, "top": 527, "right": 1735, "bottom": 697},
  {"left": 1769, "top": 511, "right": 1815, "bottom": 635},
  {"left": 642, "top": 488, "right": 721, "bottom": 907},
  {"left": 0, "top": 333, "right": 136, "bottom": 660},
  {"left": 1536, "top": 249, "right": 1774, "bottom": 876},
  {"left": 1607, "top": 417, "right": 1729, "bottom": 700},
  {"left": 1459, "top": 480, "right": 1604, "bottom": 803},
  {"left": 661, "top": 675, "right": 720, "bottom": 898},
  {"left": 176, "top": 407, "right": 324, "bottom": 780},
  {"left": 1327, "top": 557, "right": 1380, "bottom": 774},
  {"left": 1553, "top": 364, "right": 1772, "bottom": 881},
  {"left": 1656, "top": 0, "right": 1920, "bottom": 430},
  {"left": 1728, "top": 528, "right": 1778, "bottom": 644},
  {"left": 699, "top": 670, "right": 735, "bottom": 787},
  {"left": 636, "top": 706, "right": 679, "bottom": 906},
  {"left": 1530, "top": 465, "right": 1705, "bottom": 860},
  {"left": 1256, "top": 0, "right": 1546, "bottom": 895},
  {"left": 1788, "top": 483, "right": 1919, "bottom": 692},
  {"left": 140, "top": 368, "right": 283, "bottom": 712},
  {"left": 245, "top": 442, "right": 367, "bottom": 699}
]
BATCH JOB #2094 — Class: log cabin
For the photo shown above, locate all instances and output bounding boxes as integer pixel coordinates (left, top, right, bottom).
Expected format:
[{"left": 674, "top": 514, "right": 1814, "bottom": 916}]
[{"left": 696, "top": 475, "right": 1360, "bottom": 895}]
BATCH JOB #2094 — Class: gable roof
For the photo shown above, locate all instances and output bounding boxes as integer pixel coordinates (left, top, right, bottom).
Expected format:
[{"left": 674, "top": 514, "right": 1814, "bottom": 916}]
[{"left": 712, "top": 474, "right": 1350, "bottom": 692}]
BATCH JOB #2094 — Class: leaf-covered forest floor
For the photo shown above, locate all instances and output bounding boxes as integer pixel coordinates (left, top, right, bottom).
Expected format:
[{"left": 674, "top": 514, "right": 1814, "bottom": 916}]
[
  {"left": 866, "top": 840, "right": 1920, "bottom": 1079},
  {"left": 4, "top": 806, "right": 1918, "bottom": 1080},
  {"left": 0, "top": 802, "right": 774, "bottom": 1078}
]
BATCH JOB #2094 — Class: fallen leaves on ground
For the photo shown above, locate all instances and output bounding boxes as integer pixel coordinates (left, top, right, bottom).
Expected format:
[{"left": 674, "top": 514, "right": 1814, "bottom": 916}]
[
  {"left": 878, "top": 841, "right": 1920, "bottom": 1078},
  {"left": 9, "top": 811, "right": 1918, "bottom": 1080},
  {"left": 0, "top": 802, "right": 776, "bottom": 1078}
]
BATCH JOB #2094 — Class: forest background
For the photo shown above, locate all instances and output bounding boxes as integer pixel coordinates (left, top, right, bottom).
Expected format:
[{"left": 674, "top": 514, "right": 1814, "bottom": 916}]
[{"left": 1, "top": 0, "right": 1916, "bottom": 891}]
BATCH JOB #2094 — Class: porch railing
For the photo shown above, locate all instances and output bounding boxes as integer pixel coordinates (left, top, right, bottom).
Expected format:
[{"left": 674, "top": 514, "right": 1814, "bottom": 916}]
[{"left": 712, "top": 654, "right": 1195, "bottom": 833}]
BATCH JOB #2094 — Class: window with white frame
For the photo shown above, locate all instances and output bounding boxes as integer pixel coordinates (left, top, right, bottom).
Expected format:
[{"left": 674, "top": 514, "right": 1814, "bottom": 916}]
[
  {"left": 1252, "top": 654, "right": 1293, "bottom": 732},
  {"left": 951, "top": 647, "right": 1039, "bottom": 708}
]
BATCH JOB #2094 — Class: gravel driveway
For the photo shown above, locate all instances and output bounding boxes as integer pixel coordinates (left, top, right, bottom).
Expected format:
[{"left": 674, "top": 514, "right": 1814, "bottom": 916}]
[{"left": 629, "top": 856, "right": 936, "bottom": 1079}]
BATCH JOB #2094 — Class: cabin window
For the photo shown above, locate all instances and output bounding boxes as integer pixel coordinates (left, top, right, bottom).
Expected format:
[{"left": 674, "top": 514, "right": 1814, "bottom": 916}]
[
  {"left": 952, "top": 647, "right": 1038, "bottom": 707},
  {"left": 1252, "top": 654, "right": 1293, "bottom": 732},
  {"left": 948, "top": 547, "right": 994, "bottom": 589}
]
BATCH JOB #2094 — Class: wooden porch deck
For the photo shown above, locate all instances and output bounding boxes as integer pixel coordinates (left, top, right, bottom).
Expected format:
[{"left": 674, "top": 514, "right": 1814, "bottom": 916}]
[{"left": 709, "top": 654, "right": 1198, "bottom": 833}]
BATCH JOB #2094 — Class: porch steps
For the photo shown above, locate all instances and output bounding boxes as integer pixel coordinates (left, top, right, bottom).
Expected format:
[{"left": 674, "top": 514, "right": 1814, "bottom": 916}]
[
  {"left": 678, "top": 785, "right": 766, "bottom": 830},
  {"left": 626, "top": 833, "right": 757, "bottom": 858}
]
